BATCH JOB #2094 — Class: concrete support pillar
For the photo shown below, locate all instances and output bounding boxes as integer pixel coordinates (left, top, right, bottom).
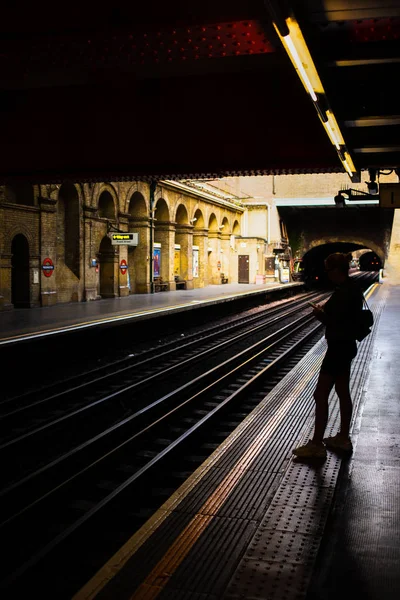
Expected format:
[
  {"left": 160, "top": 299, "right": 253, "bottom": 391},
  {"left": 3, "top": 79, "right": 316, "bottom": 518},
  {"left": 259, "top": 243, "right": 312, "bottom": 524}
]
[
  {"left": 155, "top": 222, "right": 175, "bottom": 290},
  {"left": 39, "top": 196, "right": 58, "bottom": 307},
  {"left": 175, "top": 225, "right": 193, "bottom": 290},
  {"left": 129, "top": 216, "right": 151, "bottom": 294},
  {"left": 385, "top": 209, "right": 400, "bottom": 283},
  {"left": 193, "top": 230, "right": 208, "bottom": 288}
]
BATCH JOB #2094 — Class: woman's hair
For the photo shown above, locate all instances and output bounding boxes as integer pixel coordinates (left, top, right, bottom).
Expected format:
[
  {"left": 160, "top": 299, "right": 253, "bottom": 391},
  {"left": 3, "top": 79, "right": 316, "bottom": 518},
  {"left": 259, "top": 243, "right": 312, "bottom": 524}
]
[{"left": 324, "top": 252, "right": 352, "bottom": 273}]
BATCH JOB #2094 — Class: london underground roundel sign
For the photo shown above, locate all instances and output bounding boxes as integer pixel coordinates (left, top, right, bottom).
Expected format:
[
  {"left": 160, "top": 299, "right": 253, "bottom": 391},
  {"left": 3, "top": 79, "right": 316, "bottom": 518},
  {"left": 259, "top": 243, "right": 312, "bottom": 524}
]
[
  {"left": 120, "top": 259, "right": 128, "bottom": 275},
  {"left": 42, "top": 257, "right": 54, "bottom": 277}
]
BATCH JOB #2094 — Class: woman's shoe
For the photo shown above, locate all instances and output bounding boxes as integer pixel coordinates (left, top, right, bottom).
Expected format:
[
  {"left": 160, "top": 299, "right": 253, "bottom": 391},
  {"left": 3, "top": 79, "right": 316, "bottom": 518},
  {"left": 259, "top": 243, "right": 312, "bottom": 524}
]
[
  {"left": 292, "top": 440, "right": 327, "bottom": 459},
  {"left": 323, "top": 433, "right": 353, "bottom": 452}
]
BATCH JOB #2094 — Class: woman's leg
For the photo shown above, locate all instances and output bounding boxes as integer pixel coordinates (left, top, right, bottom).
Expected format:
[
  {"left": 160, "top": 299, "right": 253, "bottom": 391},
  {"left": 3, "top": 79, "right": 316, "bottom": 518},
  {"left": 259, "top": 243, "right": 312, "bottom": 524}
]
[
  {"left": 312, "top": 371, "right": 335, "bottom": 443},
  {"left": 334, "top": 369, "right": 352, "bottom": 438}
]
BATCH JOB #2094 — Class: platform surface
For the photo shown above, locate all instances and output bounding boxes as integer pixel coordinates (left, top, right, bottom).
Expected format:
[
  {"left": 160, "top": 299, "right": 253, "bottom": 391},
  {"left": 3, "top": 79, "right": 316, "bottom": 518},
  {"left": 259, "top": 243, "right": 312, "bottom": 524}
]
[
  {"left": 306, "top": 282, "right": 400, "bottom": 600},
  {"left": 72, "top": 282, "right": 400, "bottom": 600},
  {"left": 0, "top": 281, "right": 301, "bottom": 343}
]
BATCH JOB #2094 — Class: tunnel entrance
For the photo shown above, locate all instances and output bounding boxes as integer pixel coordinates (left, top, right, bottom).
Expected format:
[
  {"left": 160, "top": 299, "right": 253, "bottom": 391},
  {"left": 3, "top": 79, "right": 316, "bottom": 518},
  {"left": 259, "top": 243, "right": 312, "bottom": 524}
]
[
  {"left": 11, "top": 234, "right": 30, "bottom": 308},
  {"left": 301, "top": 242, "right": 376, "bottom": 288},
  {"left": 359, "top": 251, "right": 382, "bottom": 271}
]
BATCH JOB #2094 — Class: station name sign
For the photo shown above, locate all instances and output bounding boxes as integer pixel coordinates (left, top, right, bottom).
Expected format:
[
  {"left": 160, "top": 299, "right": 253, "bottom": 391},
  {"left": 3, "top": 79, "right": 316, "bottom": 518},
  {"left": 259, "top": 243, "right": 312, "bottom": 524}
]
[{"left": 111, "top": 233, "right": 139, "bottom": 246}]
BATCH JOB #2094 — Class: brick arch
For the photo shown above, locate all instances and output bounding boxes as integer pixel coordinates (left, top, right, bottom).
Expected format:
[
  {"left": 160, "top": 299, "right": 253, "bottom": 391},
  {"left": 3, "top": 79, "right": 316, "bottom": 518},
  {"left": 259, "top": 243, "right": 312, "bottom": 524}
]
[
  {"left": 56, "top": 182, "right": 84, "bottom": 206},
  {"left": 94, "top": 183, "right": 119, "bottom": 214},
  {"left": 192, "top": 206, "right": 205, "bottom": 229},
  {"left": 232, "top": 219, "right": 241, "bottom": 235},
  {"left": 127, "top": 191, "right": 148, "bottom": 219},
  {"left": 124, "top": 182, "right": 149, "bottom": 213},
  {"left": 5, "top": 225, "right": 35, "bottom": 254},
  {"left": 208, "top": 212, "right": 218, "bottom": 231},
  {"left": 307, "top": 236, "right": 385, "bottom": 262},
  {"left": 174, "top": 203, "right": 189, "bottom": 225},
  {"left": 154, "top": 197, "right": 171, "bottom": 222},
  {"left": 221, "top": 216, "right": 230, "bottom": 234}
]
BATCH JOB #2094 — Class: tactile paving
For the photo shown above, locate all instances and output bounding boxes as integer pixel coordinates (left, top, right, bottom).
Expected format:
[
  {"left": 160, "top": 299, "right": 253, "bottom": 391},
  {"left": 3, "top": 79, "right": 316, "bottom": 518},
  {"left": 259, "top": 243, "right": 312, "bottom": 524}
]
[
  {"left": 222, "top": 298, "right": 385, "bottom": 600},
  {"left": 82, "top": 290, "right": 387, "bottom": 600}
]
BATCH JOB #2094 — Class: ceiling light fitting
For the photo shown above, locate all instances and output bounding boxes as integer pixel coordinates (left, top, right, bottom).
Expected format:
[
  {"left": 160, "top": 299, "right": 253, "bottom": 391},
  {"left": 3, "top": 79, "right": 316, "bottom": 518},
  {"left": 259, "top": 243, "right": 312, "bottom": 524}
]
[{"left": 272, "top": 15, "right": 357, "bottom": 180}]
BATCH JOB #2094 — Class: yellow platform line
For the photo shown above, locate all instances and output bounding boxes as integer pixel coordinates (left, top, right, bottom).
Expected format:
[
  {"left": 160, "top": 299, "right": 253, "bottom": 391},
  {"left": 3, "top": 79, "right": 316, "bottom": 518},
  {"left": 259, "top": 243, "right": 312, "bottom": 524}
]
[{"left": 74, "top": 359, "right": 321, "bottom": 600}]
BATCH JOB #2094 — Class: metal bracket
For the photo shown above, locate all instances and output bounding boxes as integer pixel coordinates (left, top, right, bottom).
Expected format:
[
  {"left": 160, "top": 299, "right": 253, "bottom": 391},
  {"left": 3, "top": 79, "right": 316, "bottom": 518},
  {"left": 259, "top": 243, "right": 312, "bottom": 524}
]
[
  {"left": 106, "top": 221, "right": 125, "bottom": 234},
  {"left": 336, "top": 188, "right": 380, "bottom": 202}
]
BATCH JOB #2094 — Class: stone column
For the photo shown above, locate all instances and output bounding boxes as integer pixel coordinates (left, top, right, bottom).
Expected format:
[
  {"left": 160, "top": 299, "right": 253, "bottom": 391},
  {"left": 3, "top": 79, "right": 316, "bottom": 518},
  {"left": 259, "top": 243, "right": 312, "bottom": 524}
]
[
  {"left": 175, "top": 224, "right": 193, "bottom": 290},
  {"left": 39, "top": 196, "right": 58, "bottom": 307},
  {"left": 155, "top": 221, "right": 175, "bottom": 290},
  {"left": 29, "top": 254, "right": 41, "bottom": 307},
  {"left": 208, "top": 231, "right": 221, "bottom": 285},
  {"left": 0, "top": 253, "right": 13, "bottom": 310},
  {"left": 117, "top": 212, "right": 130, "bottom": 297},
  {"left": 83, "top": 206, "right": 100, "bottom": 301},
  {"left": 220, "top": 233, "right": 231, "bottom": 281},
  {"left": 98, "top": 245, "right": 119, "bottom": 298},
  {"left": 193, "top": 230, "right": 208, "bottom": 288},
  {"left": 128, "top": 215, "right": 151, "bottom": 294}
]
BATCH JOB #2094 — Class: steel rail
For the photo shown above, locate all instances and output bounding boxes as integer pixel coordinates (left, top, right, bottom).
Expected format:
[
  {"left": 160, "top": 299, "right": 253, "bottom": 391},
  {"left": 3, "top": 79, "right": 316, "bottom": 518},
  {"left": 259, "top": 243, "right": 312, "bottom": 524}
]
[
  {"left": 0, "top": 296, "right": 327, "bottom": 450},
  {"left": 1, "top": 319, "right": 321, "bottom": 588},
  {"left": 0, "top": 311, "right": 315, "bottom": 511},
  {"left": 0, "top": 291, "right": 323, "bottom": 415}
]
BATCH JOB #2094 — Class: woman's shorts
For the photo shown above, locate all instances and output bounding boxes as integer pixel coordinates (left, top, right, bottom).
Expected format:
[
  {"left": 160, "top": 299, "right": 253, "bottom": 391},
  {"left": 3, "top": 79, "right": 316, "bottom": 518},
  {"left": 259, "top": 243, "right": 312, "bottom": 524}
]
[{"left": 321, "top": 340, "right": 357, "bottom": 377}]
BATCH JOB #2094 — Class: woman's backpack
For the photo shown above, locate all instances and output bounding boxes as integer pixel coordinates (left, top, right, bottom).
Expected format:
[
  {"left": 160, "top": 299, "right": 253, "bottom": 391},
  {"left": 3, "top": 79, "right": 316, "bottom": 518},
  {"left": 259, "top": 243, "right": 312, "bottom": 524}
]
[{"left": 355, "top": 295, "right": 374, "bottom": 342}]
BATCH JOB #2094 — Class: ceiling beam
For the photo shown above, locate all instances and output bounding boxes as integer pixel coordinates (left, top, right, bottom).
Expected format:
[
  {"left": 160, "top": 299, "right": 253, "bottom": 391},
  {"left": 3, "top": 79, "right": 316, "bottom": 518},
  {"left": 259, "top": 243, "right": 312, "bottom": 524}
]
[
  {"left": 345, "top": 116, "right": 400, "bottom": 127},
  {"left": 354, "top": 145, "right": 400, "bottom": 153},
  {"left": 331, "top": 57, "right": 400, "bottom": 67}
]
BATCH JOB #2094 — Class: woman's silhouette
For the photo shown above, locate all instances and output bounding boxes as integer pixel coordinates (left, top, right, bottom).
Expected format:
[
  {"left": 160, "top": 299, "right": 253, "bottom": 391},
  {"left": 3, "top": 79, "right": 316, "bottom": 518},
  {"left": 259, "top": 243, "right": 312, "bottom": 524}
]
[{"left": 293, "top": 252, "right": 364, "bottom": 459}]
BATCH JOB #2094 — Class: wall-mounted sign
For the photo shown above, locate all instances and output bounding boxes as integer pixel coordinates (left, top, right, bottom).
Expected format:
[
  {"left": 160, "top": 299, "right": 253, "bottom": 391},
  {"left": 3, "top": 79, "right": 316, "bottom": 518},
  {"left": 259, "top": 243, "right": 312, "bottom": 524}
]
[
  {"left": 42, "top": 257, "right": 54, "bottom": 277},
  {"left": 280, "top": 267, "right": 290, "bottom": 283},
  {"left": 120, "top": 259, "right": 128, "bottom": 275},
  {"left": 111, "top": 233, "right": 139, "bottom": 246},
  {"left": 379, "top": 183, "right": 400, "bottom": 208},
  {"left": 153, "top": 248, "right": 161, "bottom": 277},
  {"left": 193, "top": 248, "right": 199, "bottom": 278}
]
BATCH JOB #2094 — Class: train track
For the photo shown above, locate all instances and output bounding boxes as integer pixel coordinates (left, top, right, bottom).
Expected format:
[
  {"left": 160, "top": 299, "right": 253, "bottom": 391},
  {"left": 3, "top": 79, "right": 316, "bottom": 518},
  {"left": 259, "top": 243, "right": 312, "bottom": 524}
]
[
  {"left": 0, "top": 275, "right": 377, "bottom": 598},
  {"left": 0, "top": 292, "right": 329, "bottom": 481},
  {"left": 0, "top": 302, "right": 324, "bottom": 596}
]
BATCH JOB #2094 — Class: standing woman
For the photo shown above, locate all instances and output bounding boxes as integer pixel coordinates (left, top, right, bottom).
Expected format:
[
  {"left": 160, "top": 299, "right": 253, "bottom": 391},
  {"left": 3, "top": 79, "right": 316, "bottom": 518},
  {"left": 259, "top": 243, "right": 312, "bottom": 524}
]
[{"left": 293, "top": 252, "right": 363, "bottom": 459}]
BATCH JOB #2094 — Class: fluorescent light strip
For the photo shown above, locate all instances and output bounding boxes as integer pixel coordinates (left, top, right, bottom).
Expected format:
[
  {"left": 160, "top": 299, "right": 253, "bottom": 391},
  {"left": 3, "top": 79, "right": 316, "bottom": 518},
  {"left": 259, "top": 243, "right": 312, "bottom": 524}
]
[
  {"left": 275, "top": 16, "right": 357, "bottom": 179},
  {"left": 282, "top": 34, "right": 317, "bottom": 101},
  {"left": 342, "top": 159, "right": 353, "bottom": 177},
  {"left": 324, "top": 121, "right": 340, "bottom": 149},
  {"left": 344, "top": 152, "right": 356, "bottom": 172}
]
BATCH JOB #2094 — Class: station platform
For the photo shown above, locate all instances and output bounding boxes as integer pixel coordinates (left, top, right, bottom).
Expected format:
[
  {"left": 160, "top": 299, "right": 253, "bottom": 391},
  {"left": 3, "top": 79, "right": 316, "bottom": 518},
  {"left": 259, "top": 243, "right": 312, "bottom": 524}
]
[
  {"left": 0, "top": 281, "right": 302, "bottom": 344},
  {"left": 73, "top": 282, "right": 400, "bottom": 600}
]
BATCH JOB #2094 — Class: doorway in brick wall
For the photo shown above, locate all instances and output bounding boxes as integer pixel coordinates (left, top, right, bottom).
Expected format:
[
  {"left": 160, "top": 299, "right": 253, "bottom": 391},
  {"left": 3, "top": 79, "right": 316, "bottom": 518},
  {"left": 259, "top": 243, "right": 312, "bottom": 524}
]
[
  {"left": 11, "top": 234, "right": 30, "bottom": 308},
  {"left": 238, "top": 254, "right": 249, "bottom": 283}
]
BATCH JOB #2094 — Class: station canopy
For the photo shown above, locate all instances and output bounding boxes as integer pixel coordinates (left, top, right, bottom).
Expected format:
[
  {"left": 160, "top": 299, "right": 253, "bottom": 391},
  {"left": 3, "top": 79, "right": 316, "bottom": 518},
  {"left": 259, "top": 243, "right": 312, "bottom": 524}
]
[{"left": 1, "top": 0, "right": 400, "bottom": 183}]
